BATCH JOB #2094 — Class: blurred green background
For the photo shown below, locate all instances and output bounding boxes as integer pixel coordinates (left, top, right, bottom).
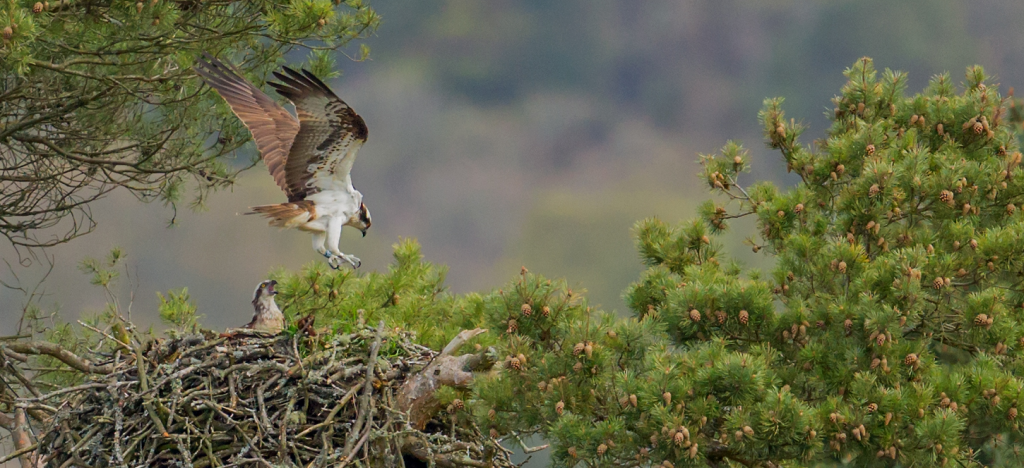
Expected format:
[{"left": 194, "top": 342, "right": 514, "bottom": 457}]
[{"left": 3, "top": 0, "right": 1024, "bottom": 333}]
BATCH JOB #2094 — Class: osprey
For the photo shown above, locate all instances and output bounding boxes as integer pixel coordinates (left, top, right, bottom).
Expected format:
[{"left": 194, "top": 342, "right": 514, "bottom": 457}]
[
  {"left": 194, "top": 54, "right": 371, "bottom": 269},
  {"left": 245, "top": 279, "right": 284, "bottom": 334}
]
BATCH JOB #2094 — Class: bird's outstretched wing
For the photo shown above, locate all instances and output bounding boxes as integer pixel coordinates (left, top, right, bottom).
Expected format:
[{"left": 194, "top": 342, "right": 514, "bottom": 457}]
[
  {"left": 194, "top": 54, "right": 299, "bottom": 197},
  {"left": 269, "top": 67, "right": 367, "bottom": 201}
]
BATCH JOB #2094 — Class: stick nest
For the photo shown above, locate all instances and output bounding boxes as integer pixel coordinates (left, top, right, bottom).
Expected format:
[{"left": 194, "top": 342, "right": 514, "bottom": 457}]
[{"left": 31, "top": 324, "right": 514, "bottom": 467}]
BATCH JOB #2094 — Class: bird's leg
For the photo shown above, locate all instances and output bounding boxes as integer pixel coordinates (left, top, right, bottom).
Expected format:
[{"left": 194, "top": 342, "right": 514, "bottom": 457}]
[
  {"left": 312, "top": 231, "right": 330, "bottom": 258},
  {"left": 325, "top": 217, "right": 361, "bottom": 269}
]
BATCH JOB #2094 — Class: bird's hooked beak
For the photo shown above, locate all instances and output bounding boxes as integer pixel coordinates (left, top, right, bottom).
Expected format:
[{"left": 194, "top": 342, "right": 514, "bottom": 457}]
[
  {"left": 267, "top": 280, "right": 278, "bottom": 296},
  {"left": 361, "top": 229, "right": 367, "bottom": 238}
]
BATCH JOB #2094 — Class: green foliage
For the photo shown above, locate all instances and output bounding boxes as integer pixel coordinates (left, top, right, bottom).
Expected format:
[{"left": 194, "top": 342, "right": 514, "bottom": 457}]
[
  {"left": 157, "top": 288, "right": 201, "bottom": 337},
  {"left": 77, "top": 247, "right": 125, "bottom": 288},
  {"left": 272, "top": 238, "right": 483, "bottom": 350},
  {"left": 610, "top": 57, "right": 1024, "bottom": 467}
]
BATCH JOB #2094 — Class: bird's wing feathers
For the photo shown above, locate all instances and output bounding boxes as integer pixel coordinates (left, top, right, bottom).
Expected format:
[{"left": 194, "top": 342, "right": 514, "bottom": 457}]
[
  {"left": 194, "top": 55, "right": 299, "bottom": 195},
  {"left": 269, "top": 67, "right": 367, "bottom": 201}
]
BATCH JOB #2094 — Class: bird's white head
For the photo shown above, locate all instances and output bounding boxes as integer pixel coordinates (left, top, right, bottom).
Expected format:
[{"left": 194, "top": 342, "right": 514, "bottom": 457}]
[
  {"left": 252, "top": 279, "right": 279, "bottom": 306},
  {"left": 346, "top": 202, "right": 371, "bottom": 237}
]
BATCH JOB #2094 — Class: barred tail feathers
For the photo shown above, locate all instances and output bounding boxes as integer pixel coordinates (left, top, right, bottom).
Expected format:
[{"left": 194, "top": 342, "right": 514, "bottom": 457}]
[{"left": 246, "top": 201, "right": 317, "bottom": 228}]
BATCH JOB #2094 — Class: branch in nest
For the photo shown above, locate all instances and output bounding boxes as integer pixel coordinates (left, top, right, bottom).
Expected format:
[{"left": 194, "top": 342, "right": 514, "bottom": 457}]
[
  {"left": 401, "top": 435, "right": 489, "bottom": 467},
  {"left": 4, "top": 341, "right": 114, "bottom": 374},
  {"left": 396, "top": 328, "right": 491, "bottom": 430}
]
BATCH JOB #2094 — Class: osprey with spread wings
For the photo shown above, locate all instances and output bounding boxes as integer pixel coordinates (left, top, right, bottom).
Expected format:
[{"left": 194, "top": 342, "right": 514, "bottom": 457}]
[{"left": 195, "top": 54, "right": 371, "bottom": 269}]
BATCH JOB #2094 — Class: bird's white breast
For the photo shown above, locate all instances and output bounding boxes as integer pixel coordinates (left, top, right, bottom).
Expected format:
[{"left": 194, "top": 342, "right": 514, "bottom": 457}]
[{"left": 306, "top": 188, "right": 362, "bottom": 218}]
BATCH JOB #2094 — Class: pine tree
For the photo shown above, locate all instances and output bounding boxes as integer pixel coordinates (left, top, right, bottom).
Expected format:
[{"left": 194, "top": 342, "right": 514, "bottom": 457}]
[{"left": 463, "top": 58, "right": 1024, "bottom": 467}]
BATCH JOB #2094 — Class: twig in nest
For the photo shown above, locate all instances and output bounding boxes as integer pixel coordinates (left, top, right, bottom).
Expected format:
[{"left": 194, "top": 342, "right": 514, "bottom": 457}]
[{"left": 341, "top": 320, "right": 385, "bottom": 464}]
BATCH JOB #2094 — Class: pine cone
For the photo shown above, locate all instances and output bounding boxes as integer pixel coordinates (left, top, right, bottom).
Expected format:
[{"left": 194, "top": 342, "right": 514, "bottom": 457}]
[
  {"left": 509, "top": 357, "right": 522, "bottom": 371},
  {"left": 567, "top": 446, "right": 577, "bottom": 458},
  {"left": 520, "top": 303, "right": 532, "bottom": 316},
  {"left": 838, "top": 261, "right": 847, "bottom": 273},
  {"left": 714, "top": 310, "right": 726, "bottom": 324},
  {"left": 940, "top": 190, "right": 955, "bottom": 206},
  {"left": 507, "top": 319, "right": 518, "bottom": 334},
  {"left": 843, "top": 319, "right": 853, "bottom": 335},
  {"left": 739, "top": 310, "right": 749, "bottom": 325},
  {"left": 674, "top": 431, "right": 685, "bottom": 446},
  {"left": 597, "top": 443, "right": 608, "bottom": 456},
  {"left": 1010, "top": 407, "right": 1018, "bottom": 420},
  {"left": 541, "top": 306, "right": 551, "bottom": 317},
  {"left": 867, "top": 403, "right": 878, "bottom": 413},
  {"left": 451, "top": 398, "right": 464, "bottom": 410},
  {"left": 555, "top": 400, "right": 565, "bottom": 415},
  {"left": 869, "top": 184, "right": 880, "bottom": 196},
  {"left": 905, "top": 353, "right": 918, "bottom": 366},
  {"left": 662, "top": 391, "right": 672, "bottom": 406},
  {"left": 32, "top": 2, "right": 43, "bottom": 13},
  {"left": 866, "top": 144, "right": 876, "bottom": 155},
  {"left": 573, "top": 342, "right": 585, "bottom": 356},
  {"left": 974, "top": 314, "right": 989, "bottom": 326},
  {"left": 629, "top": 394, "right": 638, "bottom": 407},
  {"left": 1, "top": 26, "right": 12, "bottom": 41},
  {"left": 933, "top": 277, "right": 945, "bottom": 290},
  {"left": 488, "top": 408, "right": 496, "bottom": 420},
  {"left": 689, "top": 309, "right": 701, "bottom": 322},
  {"left": 573, "top": 361, "right": 583, "bottom": 373}
]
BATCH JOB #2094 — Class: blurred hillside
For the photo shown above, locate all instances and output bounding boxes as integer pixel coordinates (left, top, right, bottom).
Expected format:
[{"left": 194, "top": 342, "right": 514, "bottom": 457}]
[{"left": 4, "top": 0, "right": 1024, "bottom": 332}]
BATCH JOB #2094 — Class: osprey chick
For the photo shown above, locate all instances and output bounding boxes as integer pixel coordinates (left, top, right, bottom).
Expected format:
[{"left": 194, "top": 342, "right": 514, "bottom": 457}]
[
  {"left": 194, "top": 54, "right": 371, "bottom": 269},
  {"left": 245, "top": 280, "right": 284, "bottom": 334}
]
